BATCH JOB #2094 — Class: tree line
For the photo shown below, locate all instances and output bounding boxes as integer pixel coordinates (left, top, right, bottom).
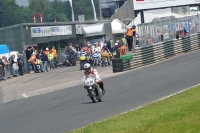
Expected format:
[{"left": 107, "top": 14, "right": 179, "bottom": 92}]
[{"left": 0, "top": 0, "right": 100, "bottom": 28}]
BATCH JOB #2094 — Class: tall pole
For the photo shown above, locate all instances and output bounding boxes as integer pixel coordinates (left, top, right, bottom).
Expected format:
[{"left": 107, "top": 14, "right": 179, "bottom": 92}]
[
  {"left": 69, "top": 0, "right": 75, "bottom": 22},
  {"left": 0, "top": 10, "right": 4, "bottom": 27},
  {"left": 99, "top": 0, "right": 102, "bottom": 20},
  {"left": 91, "top": 0, "right": 98, "bottom": 21}
]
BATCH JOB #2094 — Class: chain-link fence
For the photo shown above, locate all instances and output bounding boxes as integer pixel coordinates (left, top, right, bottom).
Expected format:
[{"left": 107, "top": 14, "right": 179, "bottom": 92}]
[{"left": 137, "top": 14, "right": 200, "bottom": 47}]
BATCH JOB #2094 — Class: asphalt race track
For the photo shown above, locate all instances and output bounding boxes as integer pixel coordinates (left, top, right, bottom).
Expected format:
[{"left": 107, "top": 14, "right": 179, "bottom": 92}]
[{"left": 0, "top": 50, "right": 200, "bottom": 133}]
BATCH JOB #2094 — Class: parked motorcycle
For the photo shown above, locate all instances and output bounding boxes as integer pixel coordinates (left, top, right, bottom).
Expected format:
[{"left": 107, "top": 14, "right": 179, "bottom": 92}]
[
  {"left": 84, "top": 75, "right": 103, "bottom": 103},
  {"left": 65, "top": 52, "right": 71, "bottom": 67},
  {"left": 101, "top": 51, "right": 111, "bottom": 67}
]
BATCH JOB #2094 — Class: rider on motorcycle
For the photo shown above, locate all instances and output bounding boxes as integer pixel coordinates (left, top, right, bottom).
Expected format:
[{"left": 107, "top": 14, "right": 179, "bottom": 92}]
[{"left": 83, "top": 63, "right": 105, "bottom": 94}]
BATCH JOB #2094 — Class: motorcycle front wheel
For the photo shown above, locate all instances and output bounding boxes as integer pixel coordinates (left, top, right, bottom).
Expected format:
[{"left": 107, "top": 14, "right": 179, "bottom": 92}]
[{"left": 87, "top": 89, "right": 96, "bottom": 103}]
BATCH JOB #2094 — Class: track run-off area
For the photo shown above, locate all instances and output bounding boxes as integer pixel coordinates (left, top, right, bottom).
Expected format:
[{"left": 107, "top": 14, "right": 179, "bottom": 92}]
[{"left": 0, "top": 50, "right": 200, "bottom": 133}]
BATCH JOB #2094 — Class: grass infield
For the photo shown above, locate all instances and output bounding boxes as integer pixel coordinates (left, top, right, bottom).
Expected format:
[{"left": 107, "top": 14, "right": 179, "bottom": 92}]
[{"left": 69, "top": 85, "right": 200, "bottom": 133}]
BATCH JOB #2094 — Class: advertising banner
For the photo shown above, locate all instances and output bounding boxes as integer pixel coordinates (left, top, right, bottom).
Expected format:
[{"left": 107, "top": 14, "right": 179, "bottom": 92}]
[
  {"left": 31, "top": 25, "right": 72, "bottom": 38},
  {"left": 134, "top": 0, "right": 200, "bottom": 10}
]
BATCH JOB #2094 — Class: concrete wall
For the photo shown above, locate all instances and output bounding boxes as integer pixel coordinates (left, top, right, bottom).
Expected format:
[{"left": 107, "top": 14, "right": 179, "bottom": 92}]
[{"left": 110, "top": 0, "right": 134, "bottom": 25}]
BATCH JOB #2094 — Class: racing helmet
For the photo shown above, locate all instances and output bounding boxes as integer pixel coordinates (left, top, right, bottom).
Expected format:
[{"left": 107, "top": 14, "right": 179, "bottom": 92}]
[{"left": 84, "top": 63, "right": 91, "bottom": 73}]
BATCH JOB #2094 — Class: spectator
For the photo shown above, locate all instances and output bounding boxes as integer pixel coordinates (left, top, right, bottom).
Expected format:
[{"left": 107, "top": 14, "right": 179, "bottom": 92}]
[
  {"left": 147, "top": 36, "right": 152, "bottom": 45},
  {"left": 2, "top": 56, "right": 10, "bottom": 78},
  {"left": 9, "top": 55, "right": 17, "bottom": 76},
  {"left": 45, "top": 47, "right": 49, "bottom": 56},
  {"left": 35, "top": 50, "right": 41, "bottom": 59},
  {"left": 28, "top": 53, "right": 36, "bottom": 73},
  {"left": 48, "top": 49, "right": 55, "bottom": 69},
  {"left": 120, "top": 43, "right": 126, "bottom": 56},
  {"left": 26, "top": 46, "right": 33, "bottom": 74},
  {"left": 0, "top": 57, "right": 4, "bottom": 79},
  {"left": 106, "top": 39, "right": 112, "bottom": 52},
  {"left": 126, "top": 25, "right": 136, "bottom": 52},
  {"left": 17, "top": 54, "right": 23, "bottom": 76},
  {"left": 75, "top": 44, "right": 81, "bottom": 52},
  {"left": 183, "top": 27, "right": 187, "bottom": 38},
  {"left": 68, "top": 46, "right": 75, "bottom": 66},
  {"left": 52, "top": 46, "right": 57, "bottom": 68},
  {"left": 176, "top": 31, "right": 180, "bottom": 39},
  {"left": 41, "top": 51, "right": 48, "bottom": 72},
  {"left": 112, "top": 43, "right": 120, "bottom": 58},
  {"left": 116, "top": 40, "right": 121, "bottom": 48},
  {"left": 80, "top": 42, "right": 83, "bottom": 49}
]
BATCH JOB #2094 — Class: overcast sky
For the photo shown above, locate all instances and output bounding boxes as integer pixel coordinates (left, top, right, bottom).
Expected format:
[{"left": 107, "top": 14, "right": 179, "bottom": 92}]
[{"left": 16, "top": 0, "right": 69, "bottom": 6}]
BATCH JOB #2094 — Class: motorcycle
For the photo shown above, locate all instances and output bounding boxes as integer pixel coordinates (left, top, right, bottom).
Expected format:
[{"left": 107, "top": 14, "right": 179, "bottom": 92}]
[
  {"left": 65, "top": 52, "right": 71, "bottom": 67},
  {"left": 101, "top": 51, "right": 111, "bottom": 67},
  {"left": 84, "top": 75, "right": 103, "bottom": 103},
  {"left": 35, "top": 59, "right": 43, "bottom": 73},
  {"left": 79, "top": 51, "right": 87, "bottom": 70},
  {"left": 92, "top": 51, "right": 101, "bottom": 66}
]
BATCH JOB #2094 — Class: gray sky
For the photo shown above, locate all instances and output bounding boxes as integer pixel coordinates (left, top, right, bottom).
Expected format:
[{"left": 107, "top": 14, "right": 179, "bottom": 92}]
[{"left": 16, "top": 0, "right": 69, "bottom": 6}]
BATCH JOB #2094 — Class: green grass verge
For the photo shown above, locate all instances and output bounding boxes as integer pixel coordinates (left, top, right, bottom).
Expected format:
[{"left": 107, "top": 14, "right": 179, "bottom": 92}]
[{"left": 69, "top": 85, "right": 200, "bottom": 133}]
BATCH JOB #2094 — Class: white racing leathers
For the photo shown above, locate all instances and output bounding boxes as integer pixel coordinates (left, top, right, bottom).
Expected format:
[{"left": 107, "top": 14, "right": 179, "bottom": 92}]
[{"left": 83, "top": 68, "right": 101, "bottom": 84}]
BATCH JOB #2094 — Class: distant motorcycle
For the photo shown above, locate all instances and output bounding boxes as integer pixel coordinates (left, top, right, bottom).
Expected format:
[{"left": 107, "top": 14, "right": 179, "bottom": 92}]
[
  {"left": 83, "top": 74, "right": 103, "bottom": 103},
  {"left": 101, "top": 51, "right": 111, "bottom": 67},
  {"left": 35, "top": 59, "right": 43, "bottom": 72},
  {"left": 79, "top": 51, "right": 87, "bottom": 70},
  {"left": 92, "top": 51, "right": 101, "bottom": 66}
]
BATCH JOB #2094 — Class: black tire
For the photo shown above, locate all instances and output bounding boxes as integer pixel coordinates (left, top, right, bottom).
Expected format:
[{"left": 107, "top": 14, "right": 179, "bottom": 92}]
[
  {"left": 87, "top": 89, "right": 96, "bottom": 103},
  {"left": 98, "top": 99, "right": 101, "bottom": 102},
  {"left": 112, "top": 63, "right": 123, "bottom": 68},
  {"left": 112, "top": 58, "right": 122, "bottom": 64},
  {"left": 113, "top": 67, "right": 123, "bottom": 73}
]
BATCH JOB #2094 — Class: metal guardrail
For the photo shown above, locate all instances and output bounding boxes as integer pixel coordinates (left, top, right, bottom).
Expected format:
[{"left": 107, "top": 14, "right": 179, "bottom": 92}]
[
  {"left": 136, "top": 14, "right": 200, "bottom": 48},
  {"left": 130, "top": 33, "right": 200, "bottom": 69}
]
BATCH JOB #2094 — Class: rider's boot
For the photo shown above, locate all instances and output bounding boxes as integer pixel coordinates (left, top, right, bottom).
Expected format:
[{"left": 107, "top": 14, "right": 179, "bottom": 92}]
[{"left": 99, "top": 81, "right": 105, "bottom": 94}]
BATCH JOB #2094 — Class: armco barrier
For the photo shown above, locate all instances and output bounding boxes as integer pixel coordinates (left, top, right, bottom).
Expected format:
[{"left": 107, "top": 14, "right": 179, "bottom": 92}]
[
  {"left": 130, "top": 33, "right": 200, "bottom": 69},
  {"left": 0, "top": 66, "right": 4, "bottom": 80}
]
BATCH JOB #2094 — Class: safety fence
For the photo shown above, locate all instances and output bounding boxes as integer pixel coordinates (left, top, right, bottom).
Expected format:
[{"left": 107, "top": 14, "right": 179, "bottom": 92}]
[
  {"left": 130, "top": 33, "right": 200, "bottom": 69},
  {"left": 136, "top": 14, "right": 200, "bottom": 47},
  {"left": 0, "top": 64, "right": 15, "bottom": 81}
]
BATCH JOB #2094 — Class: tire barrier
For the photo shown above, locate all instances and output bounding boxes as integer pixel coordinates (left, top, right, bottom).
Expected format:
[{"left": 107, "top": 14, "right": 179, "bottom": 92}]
[
  {"left": 131, "top": 33, "right": 200, "bottom": 69},
  {"left": 112, "top": 58, "right": 123, "bottom": 73},
  {"left": 122, "top": 60, "right": 131, "bottom": 71}
]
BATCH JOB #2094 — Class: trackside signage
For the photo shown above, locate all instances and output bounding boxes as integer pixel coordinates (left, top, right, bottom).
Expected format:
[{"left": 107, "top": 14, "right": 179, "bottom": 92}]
[
  {"left": 31, "top": 25, "right": 72, "bottom": 38},
  {"left": 134, "top": 0, "right": 200, "bottom": 10}
]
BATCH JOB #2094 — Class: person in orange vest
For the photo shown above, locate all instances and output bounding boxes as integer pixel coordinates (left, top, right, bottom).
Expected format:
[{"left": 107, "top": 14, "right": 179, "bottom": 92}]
[
  {"left": 28, "top": 52, "right": 37, "bottom": 73},
  {"left": 120, "top": 43, "right": 126, "bottom": 56},
  {"left": 45, "top": 47, "right": 49, "bottom": 56},
  {"left": 52, "top": 46, "right": 57, "bottom": 68},
  {"left": 126, "top": 25, "right": 136, "bottom": 52}
]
